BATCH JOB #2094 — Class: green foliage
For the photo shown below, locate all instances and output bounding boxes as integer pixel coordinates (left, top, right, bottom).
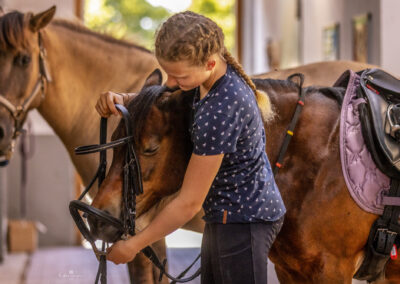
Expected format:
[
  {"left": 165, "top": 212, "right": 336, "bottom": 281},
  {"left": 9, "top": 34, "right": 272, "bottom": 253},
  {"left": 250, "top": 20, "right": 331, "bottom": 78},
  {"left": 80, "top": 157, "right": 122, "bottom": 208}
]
[{"left": 85, "top": 0, "right": 235, "bottom": 52}]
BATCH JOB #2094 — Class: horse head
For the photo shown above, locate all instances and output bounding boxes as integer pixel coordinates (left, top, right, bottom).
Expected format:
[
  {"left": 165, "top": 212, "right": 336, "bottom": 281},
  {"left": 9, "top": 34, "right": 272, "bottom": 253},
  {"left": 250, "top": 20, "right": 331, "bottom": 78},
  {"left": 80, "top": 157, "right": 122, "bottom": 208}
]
[
  {"left": 0, "top": 6, "right": 55, "bottom": 161},
  {"left": 88, "top": 69, "right": 194, "bottom": 242}
]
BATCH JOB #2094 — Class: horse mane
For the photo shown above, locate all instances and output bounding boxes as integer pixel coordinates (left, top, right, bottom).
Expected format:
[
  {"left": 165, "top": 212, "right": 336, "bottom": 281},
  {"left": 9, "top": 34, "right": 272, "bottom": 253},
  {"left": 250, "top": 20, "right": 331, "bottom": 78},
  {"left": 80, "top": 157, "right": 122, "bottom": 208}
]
[
  {"left": 51, "top": 19, "right": 151, "bottom": 54},
  {"left": 307, "top": 86, "right": 345, "bottom": 106},
  {"left": 252, "top": 77, "right": 345, "bottom": 106},
  {"left": 0, "top": 10, "right": 152, "bottom": 54},
  {"left": 0, "top": 11, "right": 28, "bottom": 51},
  {"left": 253, "top": 78, "right": 299, "bottom": 93}
]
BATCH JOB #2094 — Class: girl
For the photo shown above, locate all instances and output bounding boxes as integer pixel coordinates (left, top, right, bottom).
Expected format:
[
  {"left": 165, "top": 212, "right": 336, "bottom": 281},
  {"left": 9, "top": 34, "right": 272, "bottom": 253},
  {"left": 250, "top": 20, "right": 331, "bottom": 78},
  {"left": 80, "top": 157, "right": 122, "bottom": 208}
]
[{"left": 96, "top": 11, "right": 285, "bottom": 284}]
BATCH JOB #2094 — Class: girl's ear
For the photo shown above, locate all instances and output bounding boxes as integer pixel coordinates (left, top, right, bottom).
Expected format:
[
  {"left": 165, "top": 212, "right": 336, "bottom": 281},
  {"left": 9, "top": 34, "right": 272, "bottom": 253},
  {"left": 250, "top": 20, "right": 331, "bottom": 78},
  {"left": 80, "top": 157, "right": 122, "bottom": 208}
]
[
  {"left": 206, "top": 59, "right": 216, "bottom": 71},
  {"left": 143, "top": 69, "right": 163, "bottom": 87}
]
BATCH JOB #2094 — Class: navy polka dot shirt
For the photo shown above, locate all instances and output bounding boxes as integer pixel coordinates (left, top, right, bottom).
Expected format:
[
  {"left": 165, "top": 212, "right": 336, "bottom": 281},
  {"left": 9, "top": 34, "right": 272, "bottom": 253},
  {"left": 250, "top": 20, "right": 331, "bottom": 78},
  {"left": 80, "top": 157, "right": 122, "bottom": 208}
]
[{"left": 190, "top": 65, "right": 286, "bottom": 224}]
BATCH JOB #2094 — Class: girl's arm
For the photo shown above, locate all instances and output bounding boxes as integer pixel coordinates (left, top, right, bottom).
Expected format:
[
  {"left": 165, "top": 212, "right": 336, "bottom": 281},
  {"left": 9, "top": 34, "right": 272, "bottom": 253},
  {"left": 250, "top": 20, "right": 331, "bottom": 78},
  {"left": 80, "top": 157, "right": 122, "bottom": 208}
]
[{"left": 107, "top": 153, "right": 223, "bottom": 264}]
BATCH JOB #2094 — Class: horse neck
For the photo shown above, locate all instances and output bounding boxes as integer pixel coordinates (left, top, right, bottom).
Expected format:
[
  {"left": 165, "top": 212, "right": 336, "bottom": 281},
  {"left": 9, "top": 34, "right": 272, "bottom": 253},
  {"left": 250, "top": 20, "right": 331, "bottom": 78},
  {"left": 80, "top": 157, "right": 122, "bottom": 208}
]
[{"left": 36, "top": 21, "right": 159, "bottom": 184}]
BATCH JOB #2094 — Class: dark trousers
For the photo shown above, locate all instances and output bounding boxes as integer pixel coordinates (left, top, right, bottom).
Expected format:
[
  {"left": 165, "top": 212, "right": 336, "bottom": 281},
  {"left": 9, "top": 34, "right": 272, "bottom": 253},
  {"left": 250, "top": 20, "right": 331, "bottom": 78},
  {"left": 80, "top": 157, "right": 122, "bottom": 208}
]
[{"left": 200, "top": 218, "right": 284, "bottom": 284}]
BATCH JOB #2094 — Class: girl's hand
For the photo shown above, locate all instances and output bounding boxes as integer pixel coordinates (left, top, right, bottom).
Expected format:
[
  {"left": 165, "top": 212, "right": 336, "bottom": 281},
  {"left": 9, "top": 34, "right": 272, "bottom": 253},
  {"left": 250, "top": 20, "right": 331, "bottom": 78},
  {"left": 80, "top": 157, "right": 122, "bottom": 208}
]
[
  {"left": 95, "top": 91, "right": 126, "bottom": 117},
  {"left": 106, "top": 238, "right": 139, "bottom": 264}
]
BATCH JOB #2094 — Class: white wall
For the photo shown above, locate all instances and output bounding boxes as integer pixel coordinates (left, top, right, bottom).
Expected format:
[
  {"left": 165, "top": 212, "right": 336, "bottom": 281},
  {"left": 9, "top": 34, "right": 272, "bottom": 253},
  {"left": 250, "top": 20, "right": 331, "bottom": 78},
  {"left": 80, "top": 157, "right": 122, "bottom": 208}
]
[
  {"left": 380, "top": 0, "right": 400, "bottom": 75},
  {"left": 241, "top": 0, "right": 301, "bottom": 74},
  {"left": 2, "top": 0, "right": 78, "bottom": 20},
  {"left": 242, "top": 0, "right": 399, "bottom": 76},
  {"left": 302, "top": 0, "right": 381, "bottom": 65},
  {"left": 7, "top": 135, "right": 76, "bottom": 247},
  {"left": 241, "top": 0, "right": 269, "bottom": 75},
  {"left": 302, "top": 0, "right": 344, "bottom": 64}
]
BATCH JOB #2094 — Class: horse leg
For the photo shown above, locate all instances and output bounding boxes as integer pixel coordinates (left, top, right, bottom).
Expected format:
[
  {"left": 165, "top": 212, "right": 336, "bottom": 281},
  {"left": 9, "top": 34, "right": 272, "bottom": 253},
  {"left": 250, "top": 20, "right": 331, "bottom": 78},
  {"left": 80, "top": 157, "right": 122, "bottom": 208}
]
[
  {"left": 152, "top": 238, "right": 169, "bottom": 284},
  {"left": 128, "top": 254, "right": 154, "bottom": 284},
  {"left": 127, "top": 238, "right": 169, "bottom": 284},
  {"left": 379, "top": 257, "right": 400, "bottom": 283}
]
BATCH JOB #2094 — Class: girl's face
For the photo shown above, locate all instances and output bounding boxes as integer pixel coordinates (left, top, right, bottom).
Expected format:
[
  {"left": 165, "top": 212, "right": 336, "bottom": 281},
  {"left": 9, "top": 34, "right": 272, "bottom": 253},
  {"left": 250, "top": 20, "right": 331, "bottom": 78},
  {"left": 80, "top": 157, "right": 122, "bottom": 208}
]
[{"left": 157, "top": 58, "right": 212, "bottom": 91}]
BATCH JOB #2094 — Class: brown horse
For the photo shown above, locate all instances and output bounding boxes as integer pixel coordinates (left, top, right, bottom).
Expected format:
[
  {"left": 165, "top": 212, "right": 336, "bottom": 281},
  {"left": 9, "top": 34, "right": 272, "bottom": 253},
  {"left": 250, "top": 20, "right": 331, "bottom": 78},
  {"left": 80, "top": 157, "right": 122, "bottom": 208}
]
[
  {"left": 0, "top": 6, "right": 380, "bottom": 284},
  {"left": 89, "top": 69, "right": 400, "bottom": 283},
  {"left": 0, "top": 6, "right": 167, "bottom": 283}
]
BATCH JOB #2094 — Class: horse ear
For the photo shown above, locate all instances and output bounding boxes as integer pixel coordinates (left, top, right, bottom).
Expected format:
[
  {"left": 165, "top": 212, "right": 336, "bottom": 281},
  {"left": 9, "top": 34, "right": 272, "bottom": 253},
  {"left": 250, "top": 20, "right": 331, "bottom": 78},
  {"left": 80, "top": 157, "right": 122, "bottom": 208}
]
[
  {"left": 156, "top": 89, "right": 190, "bottom": 112},
  {"left": 143, "top": 69, "right": 163, "bottom": 87},
  {"left": 29, "top": 6, "right": 56, "bottom": 32}
]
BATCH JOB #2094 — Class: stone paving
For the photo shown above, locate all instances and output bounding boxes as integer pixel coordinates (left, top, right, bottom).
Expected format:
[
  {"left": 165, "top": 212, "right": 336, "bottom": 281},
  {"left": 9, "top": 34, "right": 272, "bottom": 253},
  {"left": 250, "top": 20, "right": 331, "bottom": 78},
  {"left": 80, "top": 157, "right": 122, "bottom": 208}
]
[{"left": 0, "top": 246, "right": 366, "bottom": 284}]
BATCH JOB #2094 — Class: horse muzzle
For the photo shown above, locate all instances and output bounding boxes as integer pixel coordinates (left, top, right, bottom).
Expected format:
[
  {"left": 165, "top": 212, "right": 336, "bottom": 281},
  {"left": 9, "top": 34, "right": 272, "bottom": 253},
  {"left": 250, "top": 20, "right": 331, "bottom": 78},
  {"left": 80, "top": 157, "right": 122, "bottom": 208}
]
[{"left": 70, "top": 200, "right": 125, "bottom": 244}]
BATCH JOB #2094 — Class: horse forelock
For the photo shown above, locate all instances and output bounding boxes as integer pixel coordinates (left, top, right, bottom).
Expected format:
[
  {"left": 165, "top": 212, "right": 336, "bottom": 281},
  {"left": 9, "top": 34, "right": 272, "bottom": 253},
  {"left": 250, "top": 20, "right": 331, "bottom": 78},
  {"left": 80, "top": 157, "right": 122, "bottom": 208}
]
[
  {"left": 124, "top": 85, "right": 165, "bottom": 144},
  {"left": 0, "top": 11, "right": 30, "bottom": 52}
]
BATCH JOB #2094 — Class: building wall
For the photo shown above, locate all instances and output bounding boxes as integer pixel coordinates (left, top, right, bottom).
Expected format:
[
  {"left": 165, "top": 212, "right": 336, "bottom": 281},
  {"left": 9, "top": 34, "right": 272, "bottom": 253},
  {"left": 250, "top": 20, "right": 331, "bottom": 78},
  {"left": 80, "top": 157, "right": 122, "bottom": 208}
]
[
  {"left": 1, "top": 0, "right": 77, "bottom": 19},
  {"left": 380, "top": 0, "right": 400, "bottom": 75},
  {"left": 302, "top": 0, "right": 381, "bottom": 66},
  {"left": 241, "top": 0, "right": 300, "bottom": 74},
  {"left": 241, "top": 0, "right": 398, "bottom": 76},
  {"left": 7, "top": 135, "right": 76, "bottom": 247}
]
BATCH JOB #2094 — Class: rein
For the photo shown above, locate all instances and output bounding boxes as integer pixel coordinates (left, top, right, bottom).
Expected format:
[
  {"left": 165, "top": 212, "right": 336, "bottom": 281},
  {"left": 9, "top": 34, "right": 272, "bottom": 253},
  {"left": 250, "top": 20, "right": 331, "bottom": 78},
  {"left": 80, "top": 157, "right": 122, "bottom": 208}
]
[
  {"left": 0, "top": 32, "right": 51, "bottom": 166},
  {"left": 69, "top": 104, "right": 200, "bottom": 284}
]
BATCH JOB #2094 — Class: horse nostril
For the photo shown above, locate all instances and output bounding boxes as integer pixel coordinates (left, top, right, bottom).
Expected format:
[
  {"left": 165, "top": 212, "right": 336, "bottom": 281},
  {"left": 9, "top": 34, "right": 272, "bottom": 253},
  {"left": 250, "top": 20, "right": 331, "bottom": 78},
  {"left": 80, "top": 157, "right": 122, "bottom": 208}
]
[{"left": 0, "top": 126, "right": 4, "bottom": 140}]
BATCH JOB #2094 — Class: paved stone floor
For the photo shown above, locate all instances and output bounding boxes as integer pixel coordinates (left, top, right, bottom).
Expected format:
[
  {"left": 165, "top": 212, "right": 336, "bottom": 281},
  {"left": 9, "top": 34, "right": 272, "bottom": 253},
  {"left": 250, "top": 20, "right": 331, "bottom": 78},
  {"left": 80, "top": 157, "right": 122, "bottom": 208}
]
[{"left": 0, "top": 246, "right": 367, "bottom": 284}]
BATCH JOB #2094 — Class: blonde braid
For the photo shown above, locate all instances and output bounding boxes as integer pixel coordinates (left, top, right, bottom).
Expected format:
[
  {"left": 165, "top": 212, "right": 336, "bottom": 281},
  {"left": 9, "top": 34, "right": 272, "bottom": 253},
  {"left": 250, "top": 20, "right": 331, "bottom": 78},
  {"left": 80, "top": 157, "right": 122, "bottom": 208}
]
[{"left": 222, "top": 48, "right": 273, "bottom": 122}]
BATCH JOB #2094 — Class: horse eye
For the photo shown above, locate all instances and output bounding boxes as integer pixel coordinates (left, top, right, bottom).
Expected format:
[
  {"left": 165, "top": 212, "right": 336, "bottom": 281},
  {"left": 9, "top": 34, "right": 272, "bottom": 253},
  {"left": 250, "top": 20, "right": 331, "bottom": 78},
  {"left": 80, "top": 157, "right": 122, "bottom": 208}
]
[
  {"left": 14, "top": 54, "right": 31, "bottom": 67},
  {"left": 142, "top": 146, "right": 160, "bottom": 156}
]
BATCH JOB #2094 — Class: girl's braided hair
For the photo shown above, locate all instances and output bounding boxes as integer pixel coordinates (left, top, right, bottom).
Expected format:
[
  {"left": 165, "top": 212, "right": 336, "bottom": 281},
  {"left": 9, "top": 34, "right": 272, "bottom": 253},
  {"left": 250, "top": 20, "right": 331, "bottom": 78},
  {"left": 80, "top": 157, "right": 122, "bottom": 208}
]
[{"left": 155, "top": 11, "right": 272, "bottom": 121}]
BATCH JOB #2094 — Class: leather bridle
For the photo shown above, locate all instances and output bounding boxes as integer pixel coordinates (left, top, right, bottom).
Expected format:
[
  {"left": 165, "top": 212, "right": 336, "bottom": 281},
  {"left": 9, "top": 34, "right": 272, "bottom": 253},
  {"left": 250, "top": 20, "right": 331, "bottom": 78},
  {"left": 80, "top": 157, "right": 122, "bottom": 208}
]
[
  {"left": 0, "top": 32, "right": 51, "bottom": 166},
  {"left": 69, "top": 104, "right": 200, "bottom": 284}
]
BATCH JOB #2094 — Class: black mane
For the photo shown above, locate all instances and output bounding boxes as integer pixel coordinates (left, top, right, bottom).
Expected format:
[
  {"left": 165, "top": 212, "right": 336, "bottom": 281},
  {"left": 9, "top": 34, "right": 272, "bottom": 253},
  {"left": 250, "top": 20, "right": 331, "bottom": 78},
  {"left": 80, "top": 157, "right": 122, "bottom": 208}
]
[
  {"left": 123, "top": 85, "right": 165, "bottom": 145},
  {"left": 252, "top": 77, "right": 345, "bottom": 106},
  {"left": 0, "top": 11, "right": 28, "bottom": 51}
]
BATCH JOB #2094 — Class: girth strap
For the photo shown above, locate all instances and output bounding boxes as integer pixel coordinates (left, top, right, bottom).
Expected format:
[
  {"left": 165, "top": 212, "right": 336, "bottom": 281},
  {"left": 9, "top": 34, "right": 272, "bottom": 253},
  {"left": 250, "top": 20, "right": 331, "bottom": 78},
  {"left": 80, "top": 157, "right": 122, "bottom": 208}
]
[{"left": 354, "top": 178, "right": 400, "bottom": 281}]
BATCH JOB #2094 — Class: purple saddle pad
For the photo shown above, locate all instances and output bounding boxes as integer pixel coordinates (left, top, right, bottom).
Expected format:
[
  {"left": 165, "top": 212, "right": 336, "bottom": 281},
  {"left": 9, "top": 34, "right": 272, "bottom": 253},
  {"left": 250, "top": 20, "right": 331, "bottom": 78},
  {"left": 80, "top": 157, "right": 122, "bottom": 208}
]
[{"left": 337, "top": 70, "right": 390, "bottom": 215}]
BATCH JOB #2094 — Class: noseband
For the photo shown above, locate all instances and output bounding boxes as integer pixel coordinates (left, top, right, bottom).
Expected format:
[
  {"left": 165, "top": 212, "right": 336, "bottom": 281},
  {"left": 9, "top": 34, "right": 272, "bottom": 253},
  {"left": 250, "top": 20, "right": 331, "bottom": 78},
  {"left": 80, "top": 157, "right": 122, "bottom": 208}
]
[
  {"left": 0, "top": 32, "right": 51, "bottom": 166},
  {"left": 69, "top": 104, "right": 200, "bottom": 284}
]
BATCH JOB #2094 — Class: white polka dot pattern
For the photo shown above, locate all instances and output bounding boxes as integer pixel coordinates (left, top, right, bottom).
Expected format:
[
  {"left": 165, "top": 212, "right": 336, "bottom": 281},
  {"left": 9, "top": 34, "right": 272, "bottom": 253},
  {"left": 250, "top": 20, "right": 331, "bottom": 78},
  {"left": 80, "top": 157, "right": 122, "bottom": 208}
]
[{"left": 190, "top": 65, "right": 286, "bottom": 223}]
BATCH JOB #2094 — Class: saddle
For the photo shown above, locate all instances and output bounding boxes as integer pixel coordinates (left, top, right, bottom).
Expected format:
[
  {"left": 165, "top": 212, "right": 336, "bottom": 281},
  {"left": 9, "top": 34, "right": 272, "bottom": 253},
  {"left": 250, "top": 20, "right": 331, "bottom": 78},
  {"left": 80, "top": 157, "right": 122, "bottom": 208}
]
[
  {"left": 354, "top": 69, "right": 400, "bottom": 281},
  {"left": 358, "top": 68, "right": 400, "bottom": 178}
]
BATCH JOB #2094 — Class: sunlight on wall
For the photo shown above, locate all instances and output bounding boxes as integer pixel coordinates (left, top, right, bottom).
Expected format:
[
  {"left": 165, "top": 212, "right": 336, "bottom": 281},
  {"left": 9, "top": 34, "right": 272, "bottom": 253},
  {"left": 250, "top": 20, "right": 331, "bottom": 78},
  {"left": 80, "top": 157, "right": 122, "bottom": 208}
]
[
  {"left": 84, "top": 0, "right": 235, "bottom": 51},
  {"left": 166, "top": 229, "right": 202, "bottom": 248}
]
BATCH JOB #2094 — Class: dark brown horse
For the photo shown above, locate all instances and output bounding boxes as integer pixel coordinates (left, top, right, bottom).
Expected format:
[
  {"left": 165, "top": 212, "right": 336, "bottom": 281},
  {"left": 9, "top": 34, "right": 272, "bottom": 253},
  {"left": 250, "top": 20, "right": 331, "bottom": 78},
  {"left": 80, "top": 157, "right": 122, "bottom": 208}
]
[{"left": 89, "top": 69, "right": 400, "bottom": 283}]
